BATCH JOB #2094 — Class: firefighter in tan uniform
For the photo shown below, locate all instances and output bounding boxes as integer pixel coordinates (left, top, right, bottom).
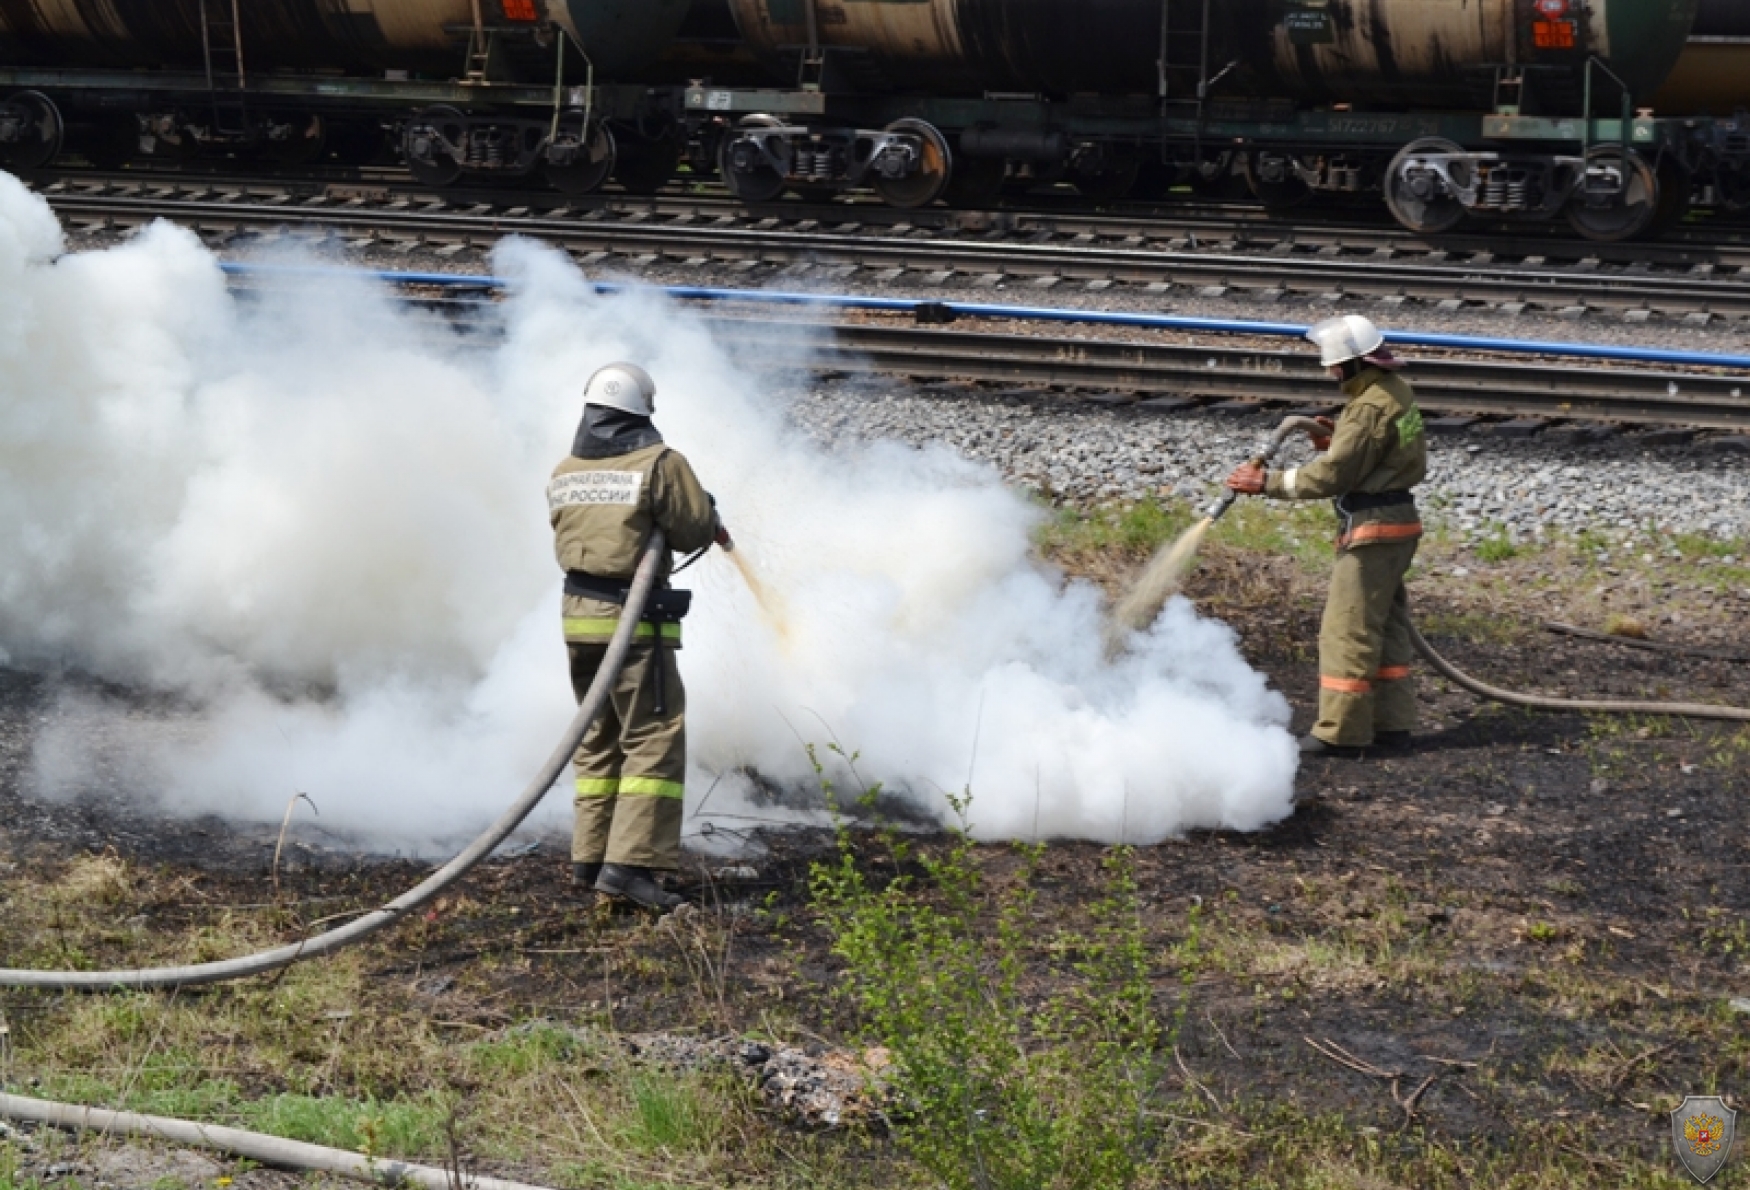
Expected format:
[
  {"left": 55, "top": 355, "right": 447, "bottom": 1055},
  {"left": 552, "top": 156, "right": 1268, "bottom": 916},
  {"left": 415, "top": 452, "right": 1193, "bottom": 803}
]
[
  {"left": 549, "top": 363, "right": 728, "bottom": 908},
  {"left": 1226, "top": 315, "right": 1427, "bottom": 757}
]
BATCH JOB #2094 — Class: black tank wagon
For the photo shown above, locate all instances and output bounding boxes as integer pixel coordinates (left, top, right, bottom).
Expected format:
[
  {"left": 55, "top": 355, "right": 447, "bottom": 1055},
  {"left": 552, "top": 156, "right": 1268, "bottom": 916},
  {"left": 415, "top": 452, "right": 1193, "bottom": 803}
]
[
  {"left": 706, "top": 0, "right": 1710, "bottom": 239},
  {"left": 0, "top": 0, "right": 1745, "bottom": 241},
  {"left": 0, "top": 0, "right": 705, "bottom": 193}
]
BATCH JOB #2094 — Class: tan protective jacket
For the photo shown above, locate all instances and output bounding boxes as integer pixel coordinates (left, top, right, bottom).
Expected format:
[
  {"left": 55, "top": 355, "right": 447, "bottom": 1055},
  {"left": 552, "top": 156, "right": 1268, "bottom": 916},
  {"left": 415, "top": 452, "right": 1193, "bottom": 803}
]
[
  {"left": 548, "top": 443, "right": 718, "bottom": 644},
  {"left": 1264, "top": 367, "right": 1427, "bottom": 548}
]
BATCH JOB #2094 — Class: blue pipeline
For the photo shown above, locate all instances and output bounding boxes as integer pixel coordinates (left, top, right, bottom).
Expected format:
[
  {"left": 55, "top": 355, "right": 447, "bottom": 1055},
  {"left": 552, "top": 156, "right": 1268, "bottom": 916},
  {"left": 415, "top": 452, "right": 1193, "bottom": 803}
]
[{"left": 218, "top": 262, "right": 1750, "bottom": 372}]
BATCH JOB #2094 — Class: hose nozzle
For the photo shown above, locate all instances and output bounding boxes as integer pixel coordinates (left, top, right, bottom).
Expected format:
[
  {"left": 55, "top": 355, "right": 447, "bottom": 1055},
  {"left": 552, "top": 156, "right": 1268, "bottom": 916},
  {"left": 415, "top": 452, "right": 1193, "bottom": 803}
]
[{"left": 1204, "top": 414, "right": 1327, "bottom": 522}]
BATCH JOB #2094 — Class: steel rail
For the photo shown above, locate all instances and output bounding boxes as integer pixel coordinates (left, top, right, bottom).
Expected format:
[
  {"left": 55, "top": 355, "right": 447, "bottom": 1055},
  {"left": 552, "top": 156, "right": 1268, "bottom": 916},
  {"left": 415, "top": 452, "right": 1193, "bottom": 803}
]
[
  {"left": 714, "top": 319, "right": 1750, "bottom": 430},
  {"left": 37, "top": 189, "right": 1750, "bottom": 319},
  {"left": 29, "top": 165, "right": 1750, "bottom": 272},
  {"left": 214, "top": 261, "right": 1750, "bottom": 429}
]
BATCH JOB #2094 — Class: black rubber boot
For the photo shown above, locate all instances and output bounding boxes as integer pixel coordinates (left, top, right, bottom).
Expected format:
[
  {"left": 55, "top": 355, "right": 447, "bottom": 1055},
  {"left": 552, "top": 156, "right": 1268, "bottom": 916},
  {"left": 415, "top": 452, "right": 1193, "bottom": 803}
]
[
  {"left": 1373, "top": 730, "right": 1413, "bottom": 752},
  {"left": 595, "top": 864, "right": 684, "bottom": 911},
  {"left": 572, "top": 862, "right": 603, "bottom": 888},
  {"left": 1298, "top": 734, "right": 1364, "bottom": 759}
]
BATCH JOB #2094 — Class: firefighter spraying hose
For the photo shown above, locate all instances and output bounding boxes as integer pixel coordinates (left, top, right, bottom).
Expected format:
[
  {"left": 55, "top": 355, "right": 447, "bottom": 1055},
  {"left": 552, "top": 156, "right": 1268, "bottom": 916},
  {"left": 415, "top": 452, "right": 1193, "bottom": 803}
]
[
  {"left": 1197, "top": 317, "right": 1750, "bottom": 737},
  {"left": 0, "top": 361, "right": 745, "bottom": 989}
]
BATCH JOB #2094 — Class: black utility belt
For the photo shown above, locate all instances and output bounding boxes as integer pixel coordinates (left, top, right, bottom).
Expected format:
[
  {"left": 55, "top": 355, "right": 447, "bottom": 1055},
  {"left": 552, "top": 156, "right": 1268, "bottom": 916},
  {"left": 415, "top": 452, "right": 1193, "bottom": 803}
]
[
  {"left": 1335, "top": 490, "right": 1415, "bottom": 513},
  {"left": 564, "top": 572, "right": 693, "bottom": 623}
]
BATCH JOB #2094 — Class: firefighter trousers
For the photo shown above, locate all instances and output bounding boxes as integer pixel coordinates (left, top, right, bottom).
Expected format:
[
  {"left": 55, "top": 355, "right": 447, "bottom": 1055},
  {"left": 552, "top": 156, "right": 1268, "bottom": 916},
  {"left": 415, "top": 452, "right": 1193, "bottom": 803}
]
[
  {"left": 567, "top": 641, "right": 686, "bottom": 870},
  {"left": 1314, "top": 538, "right": 1419, "bottom": 747}
]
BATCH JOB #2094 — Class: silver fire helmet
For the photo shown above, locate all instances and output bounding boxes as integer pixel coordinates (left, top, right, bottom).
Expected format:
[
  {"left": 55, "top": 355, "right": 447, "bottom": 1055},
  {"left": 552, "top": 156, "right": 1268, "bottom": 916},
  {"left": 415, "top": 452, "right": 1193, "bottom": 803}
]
[
  {"left": 583, "top": 362, "right": 657, "bottom": 417},
  {"left": 1305, "top": 314, "right": 1386, "bottom": 367}
]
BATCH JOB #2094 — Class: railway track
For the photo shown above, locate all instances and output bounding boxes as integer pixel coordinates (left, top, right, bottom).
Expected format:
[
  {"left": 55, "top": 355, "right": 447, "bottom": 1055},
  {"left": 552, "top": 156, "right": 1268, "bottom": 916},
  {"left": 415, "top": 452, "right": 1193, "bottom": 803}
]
[
  {"left": 28, "top": 163, "right": 1750, "bottom": 263},
  {"left": 278, "top": 266, "right": 1748, "bottom": 432},
  {"left": 703, "top": 316, "right": 1750, "bottom": 433},
  {"left": 30, "top": 171, "right": 1750, "bottom": 323}
]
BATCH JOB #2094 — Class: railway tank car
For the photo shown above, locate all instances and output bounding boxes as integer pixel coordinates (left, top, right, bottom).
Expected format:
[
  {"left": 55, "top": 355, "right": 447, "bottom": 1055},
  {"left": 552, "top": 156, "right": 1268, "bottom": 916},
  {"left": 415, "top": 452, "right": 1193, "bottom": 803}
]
[
  {"left": 0, "top": 1, "right": 696, "bottom": 191},
  {"left": 726, "top": 0, "right": 1692, "bottom": 110},
  {"left": 705, "top": 0, "right": 1704, "bottom": 239},
  {"left": 0, "top": 0, "right": 1734, "bottom": 242},
  {"left": 1654, "top": 0, "right": 1750, "bottom": 110}
]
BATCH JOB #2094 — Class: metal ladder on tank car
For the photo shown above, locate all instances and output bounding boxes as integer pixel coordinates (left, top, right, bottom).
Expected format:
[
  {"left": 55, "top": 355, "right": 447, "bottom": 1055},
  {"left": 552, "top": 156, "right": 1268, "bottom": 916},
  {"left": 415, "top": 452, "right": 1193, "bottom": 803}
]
[
  {"left": 199, "top": 0, "right": 249, "bottom": 137},
  {"left": 1157, "top": 0, "right": 1234, "bottom": 168}
]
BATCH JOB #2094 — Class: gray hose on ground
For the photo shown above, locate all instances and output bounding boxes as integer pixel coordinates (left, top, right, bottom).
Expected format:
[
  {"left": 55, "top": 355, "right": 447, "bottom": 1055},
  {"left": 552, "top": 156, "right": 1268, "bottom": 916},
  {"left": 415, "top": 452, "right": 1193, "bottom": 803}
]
[
  {"left": 1410, "top": 619, "right": 1750, "bottom": 722},
  {"left": 0, "top": 532, "right": 670, "bottom": 991},
  {"left": 0, "top": 1092, "right": 555, "bottom": 1190}
]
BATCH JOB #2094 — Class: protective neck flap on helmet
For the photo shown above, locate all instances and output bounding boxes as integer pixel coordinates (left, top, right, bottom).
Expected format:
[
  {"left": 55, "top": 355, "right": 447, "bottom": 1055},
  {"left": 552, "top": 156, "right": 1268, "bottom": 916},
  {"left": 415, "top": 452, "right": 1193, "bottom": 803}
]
[{"left": 572, "top": 405, "right": 664, "bottom": 460}]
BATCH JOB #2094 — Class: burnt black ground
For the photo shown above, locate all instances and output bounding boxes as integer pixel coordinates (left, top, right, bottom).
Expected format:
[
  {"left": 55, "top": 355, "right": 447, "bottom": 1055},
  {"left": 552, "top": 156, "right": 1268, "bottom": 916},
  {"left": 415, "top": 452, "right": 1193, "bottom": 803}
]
[{"left": 2, "top": 568, "right": 1748, "bottom": 1180}]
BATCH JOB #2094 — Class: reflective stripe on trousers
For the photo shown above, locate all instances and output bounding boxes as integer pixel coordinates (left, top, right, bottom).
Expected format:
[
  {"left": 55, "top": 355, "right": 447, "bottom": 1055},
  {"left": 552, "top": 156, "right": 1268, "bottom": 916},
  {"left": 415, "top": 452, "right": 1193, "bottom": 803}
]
[
  {"left": 1320, "top": 666, "right": 1412, "bottom": 693},
  {"left": 574, "top": 775, "right": 686, "bottom": 799},
  {"left": 1336, "top": 521, "right": 1423, "bottom": 550},
  {"left": 563, "top": 617, "right": 681, "bottom": 644}
]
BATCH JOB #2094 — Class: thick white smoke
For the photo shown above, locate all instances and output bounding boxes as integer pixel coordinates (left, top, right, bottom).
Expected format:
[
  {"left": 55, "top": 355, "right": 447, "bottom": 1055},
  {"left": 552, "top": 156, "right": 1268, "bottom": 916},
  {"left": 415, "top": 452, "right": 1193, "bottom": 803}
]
[{"left": 0, "top": 173, "right": 1296, "bottom": 851}]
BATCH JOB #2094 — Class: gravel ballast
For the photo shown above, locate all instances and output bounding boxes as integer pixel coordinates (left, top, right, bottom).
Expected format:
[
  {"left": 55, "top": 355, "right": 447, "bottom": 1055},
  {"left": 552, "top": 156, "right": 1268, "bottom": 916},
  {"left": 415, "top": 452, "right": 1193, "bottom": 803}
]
[{"left": 784, "top": 379, "right": 1750, "bottom": 546}]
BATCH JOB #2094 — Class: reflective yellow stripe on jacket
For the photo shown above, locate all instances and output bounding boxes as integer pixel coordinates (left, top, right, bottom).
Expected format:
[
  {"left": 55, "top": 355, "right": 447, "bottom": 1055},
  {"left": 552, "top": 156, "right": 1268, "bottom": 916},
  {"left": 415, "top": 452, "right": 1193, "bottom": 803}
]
[
  {"left": 574, "top": 776, "right": 687, "bottom": 799},
  {"left": 562, "top": 617, "right": 682, "bottom": 644}
]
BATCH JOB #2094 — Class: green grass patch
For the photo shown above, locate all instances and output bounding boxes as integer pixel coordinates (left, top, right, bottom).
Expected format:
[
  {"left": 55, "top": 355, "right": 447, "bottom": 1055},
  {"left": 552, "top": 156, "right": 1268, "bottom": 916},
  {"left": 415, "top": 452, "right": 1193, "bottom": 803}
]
[
  {"left": 241, "top": 1093, "right": 453, "bottom": 1157},
  {"left": 1474, "top": 523, "right": 1519, "bottom": 563},
  {"left": 467, "top": 1022, "right": 586, "bottom": 1077},
  {"left": 623, "top": 1075, "right": 717, "bottom": 1153},
  {"left": 1033, "top": 495, "right": 1194, "bottom": 558}
]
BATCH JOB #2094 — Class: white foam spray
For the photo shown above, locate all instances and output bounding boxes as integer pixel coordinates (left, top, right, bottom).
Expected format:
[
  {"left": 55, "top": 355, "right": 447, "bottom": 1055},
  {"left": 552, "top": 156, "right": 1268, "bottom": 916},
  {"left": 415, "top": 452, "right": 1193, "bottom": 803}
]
[{"left": 0, "top": 173, "right": 1297, "bottom": 851}]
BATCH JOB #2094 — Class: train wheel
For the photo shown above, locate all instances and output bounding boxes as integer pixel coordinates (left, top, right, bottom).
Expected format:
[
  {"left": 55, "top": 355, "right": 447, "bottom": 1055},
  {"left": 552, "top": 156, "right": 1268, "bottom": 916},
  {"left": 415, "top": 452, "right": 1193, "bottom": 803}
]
[
  {"left": 1243, "top": 151, "right": 1312, "bottom": 209},
  {"left": 0, "top": 91, "right": 64, "bottom": 171},
  {"left": 403, "top": 106, "right": 465, "bottom": 188},
  {"left": 719, "top": 115, "right": 787, "bottom": 203},
  {"left": 872, "top": 118, "right": 951, "bottom": 209},
  {"left": 545, "top": 117, "right": 615, "bottom": 196},
  {"left": 614, "top": 133, "right": 681, "bottom": 195},
  {"left": 1383, "top": 137, "right": 1470, "bottom": 235},
  {"left": 1565, "top": 148, "right": 1658, "bottom": 242},
  {"left": 944, "top": 155, "right": 1005, "bottom": 207},
  {"left": 1074, "top": 155, "right": 1141, "bottom": 201}
]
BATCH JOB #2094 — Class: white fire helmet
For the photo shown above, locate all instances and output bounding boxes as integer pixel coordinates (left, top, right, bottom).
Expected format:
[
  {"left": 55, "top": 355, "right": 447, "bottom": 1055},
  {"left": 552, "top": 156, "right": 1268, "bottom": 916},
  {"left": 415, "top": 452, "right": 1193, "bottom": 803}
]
[
  {"left": 1305, "top": 314, "right": 1386, "bottom": 367},
  {"left": 583, "top": 362, "right": 657, "bottom": 417}
]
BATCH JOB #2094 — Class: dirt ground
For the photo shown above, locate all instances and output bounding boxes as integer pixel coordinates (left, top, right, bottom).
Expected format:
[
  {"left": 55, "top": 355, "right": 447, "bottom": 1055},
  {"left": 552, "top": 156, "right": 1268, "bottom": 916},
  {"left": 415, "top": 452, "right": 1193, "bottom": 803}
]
[{"left": 2, "top": 526, "right": 1748, "bottom": 1188}]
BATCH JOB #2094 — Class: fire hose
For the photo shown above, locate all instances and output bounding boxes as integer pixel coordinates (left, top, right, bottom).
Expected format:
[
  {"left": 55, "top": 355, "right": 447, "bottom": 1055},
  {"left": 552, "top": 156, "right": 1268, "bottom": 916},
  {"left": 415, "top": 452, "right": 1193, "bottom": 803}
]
[
  {"left": 0, "top": 1093, "right": 555, "bottom": 1190},
  {"left": 1210, "top": 417, "right": 1750, "bottom": 723},
  {"left": 0, "top": 530, "right": 670, "bottom": 991}
]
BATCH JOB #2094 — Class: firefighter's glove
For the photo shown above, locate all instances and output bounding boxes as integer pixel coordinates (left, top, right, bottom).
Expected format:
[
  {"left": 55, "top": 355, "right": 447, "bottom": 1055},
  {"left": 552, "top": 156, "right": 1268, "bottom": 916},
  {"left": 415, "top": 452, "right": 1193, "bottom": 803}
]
[
  {"left": 1311, "top": 416, "right": 1335, "bottom": 452},
  {"left": 1224, "top": 463, "right": 1267, "bottom": 495}
]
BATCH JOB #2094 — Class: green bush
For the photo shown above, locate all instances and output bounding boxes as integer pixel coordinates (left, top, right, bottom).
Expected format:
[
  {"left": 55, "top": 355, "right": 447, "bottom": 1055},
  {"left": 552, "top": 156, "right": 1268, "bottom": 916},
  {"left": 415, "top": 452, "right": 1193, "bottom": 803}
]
[{"left": 810, "top": 764, "right": 1170, "bottom": 1190}]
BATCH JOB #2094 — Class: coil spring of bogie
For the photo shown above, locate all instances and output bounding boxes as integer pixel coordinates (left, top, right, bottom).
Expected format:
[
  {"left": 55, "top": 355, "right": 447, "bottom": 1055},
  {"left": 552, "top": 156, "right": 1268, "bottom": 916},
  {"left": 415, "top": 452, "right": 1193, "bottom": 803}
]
[
  {"left": 793, "top": 145, "right": 839, "bottom": 181},
  {"left": 1483, "top": 170, "right": 1507, "bottom": 208}
]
